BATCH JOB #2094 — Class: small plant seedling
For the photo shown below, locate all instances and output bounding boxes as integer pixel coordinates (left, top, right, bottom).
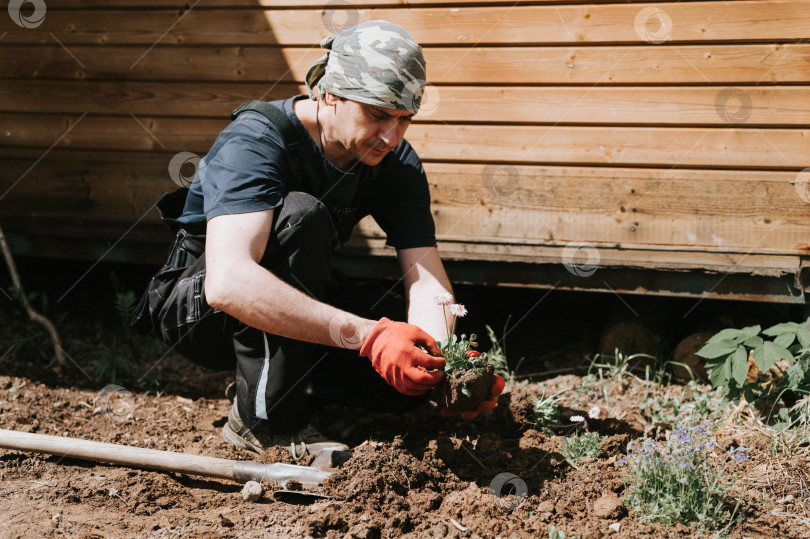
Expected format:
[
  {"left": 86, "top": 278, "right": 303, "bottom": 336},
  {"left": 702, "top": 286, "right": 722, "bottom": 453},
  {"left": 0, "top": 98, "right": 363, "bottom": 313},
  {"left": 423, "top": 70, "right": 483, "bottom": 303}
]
[
  {"left": 547, "top": 524, "right": 579, "bottom": 539},
  {"left": 561, "top": 431, "right": 604, "bottom": 465},
  {"left": 430, "top": 294, "right": 495, "bottom": 412},
  {"left": 533, "top": 385, "right": 562, "bottom": 433}
]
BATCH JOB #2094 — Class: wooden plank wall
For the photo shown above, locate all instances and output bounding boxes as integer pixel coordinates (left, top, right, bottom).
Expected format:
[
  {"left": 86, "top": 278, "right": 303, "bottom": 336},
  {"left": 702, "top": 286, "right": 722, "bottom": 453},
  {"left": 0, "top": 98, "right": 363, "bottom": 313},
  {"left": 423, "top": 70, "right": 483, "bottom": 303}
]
[{"left": 1, "top": 1, "right": 809, "bottom": 298}]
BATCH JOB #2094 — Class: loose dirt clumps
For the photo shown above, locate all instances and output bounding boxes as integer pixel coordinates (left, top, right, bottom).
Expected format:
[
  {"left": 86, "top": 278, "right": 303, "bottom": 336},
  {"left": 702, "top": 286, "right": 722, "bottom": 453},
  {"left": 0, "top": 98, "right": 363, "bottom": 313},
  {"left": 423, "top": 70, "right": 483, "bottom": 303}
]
[
  {"left": 431, "top": 364, "right": 495, "bottom": 412},
  {"left": 2, "top": 368, "right": 809, "bottom": 537}
]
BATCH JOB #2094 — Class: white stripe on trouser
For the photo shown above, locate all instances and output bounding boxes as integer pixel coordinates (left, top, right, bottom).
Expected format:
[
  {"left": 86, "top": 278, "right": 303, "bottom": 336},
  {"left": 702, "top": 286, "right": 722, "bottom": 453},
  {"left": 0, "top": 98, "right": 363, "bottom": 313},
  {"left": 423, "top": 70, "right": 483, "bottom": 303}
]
[{"left": 255, "top": 332, "right": 270, "bottom": 420}]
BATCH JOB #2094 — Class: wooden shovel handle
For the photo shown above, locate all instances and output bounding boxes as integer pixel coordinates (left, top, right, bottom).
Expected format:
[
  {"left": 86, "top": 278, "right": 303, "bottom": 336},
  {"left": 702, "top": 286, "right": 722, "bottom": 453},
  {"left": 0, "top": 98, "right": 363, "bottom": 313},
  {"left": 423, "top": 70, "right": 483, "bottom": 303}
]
[{"left": 0, "top": 428, "right": 235, "bottom": 480}]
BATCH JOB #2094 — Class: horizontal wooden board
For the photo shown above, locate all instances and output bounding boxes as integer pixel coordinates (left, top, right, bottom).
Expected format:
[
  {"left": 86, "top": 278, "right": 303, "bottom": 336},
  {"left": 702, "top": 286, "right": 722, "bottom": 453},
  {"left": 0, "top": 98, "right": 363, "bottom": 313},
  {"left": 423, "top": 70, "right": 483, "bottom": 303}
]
[
  {"left": 46, "top": 1, "right": 734, "bottom": 7},
  {"left": 3, "top": 44, "right": 807, "bottom": 84},
  {"left": 4, "top": 2, "right": 808, "bottom": 46},
  {"left": 416, "top": 163, "right": 810, "bottom": 254},
  {"left": 4, "top": 113, "right": 806, "bottom": 168},
  {"left": 2, "top": 151, "right": 809, "bottom": 255},
  {"left": 405, "top": 124, "right": 810, "bottom": 168},
  {"left": 345, "top": 235, "right": 801, "bottom": 276},
  {"left": 0, "top": 152, "right": 169, "bottom": 226},
  {"left": 3, "top": 81, "right": 808, "bottom": 126}
]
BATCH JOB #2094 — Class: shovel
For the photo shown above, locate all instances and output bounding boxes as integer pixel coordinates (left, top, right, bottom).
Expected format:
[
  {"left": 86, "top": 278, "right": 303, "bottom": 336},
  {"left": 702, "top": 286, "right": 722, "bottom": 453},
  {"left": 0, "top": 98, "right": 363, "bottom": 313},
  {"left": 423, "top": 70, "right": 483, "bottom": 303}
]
[{"left": 0, "top": 428, "right": 333, "bottom": 491}]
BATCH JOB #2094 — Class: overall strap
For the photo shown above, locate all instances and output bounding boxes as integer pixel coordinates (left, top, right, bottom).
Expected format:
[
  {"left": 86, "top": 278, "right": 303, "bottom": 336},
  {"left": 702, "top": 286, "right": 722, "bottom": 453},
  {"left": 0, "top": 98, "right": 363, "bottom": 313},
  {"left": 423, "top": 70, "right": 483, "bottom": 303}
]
[
  {"left": 232, "top": 99, "right": 381, "bottom": 241},
  {"left": 231, "top": 100, "right": 301, "bottom": 184}
]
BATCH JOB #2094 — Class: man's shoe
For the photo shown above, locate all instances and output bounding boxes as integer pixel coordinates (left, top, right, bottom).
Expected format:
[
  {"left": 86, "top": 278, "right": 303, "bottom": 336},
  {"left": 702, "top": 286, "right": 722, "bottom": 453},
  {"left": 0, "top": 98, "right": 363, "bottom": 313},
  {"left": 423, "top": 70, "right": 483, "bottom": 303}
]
[{"left": 222, "top": 398, "right": 349, "bottom": 459}]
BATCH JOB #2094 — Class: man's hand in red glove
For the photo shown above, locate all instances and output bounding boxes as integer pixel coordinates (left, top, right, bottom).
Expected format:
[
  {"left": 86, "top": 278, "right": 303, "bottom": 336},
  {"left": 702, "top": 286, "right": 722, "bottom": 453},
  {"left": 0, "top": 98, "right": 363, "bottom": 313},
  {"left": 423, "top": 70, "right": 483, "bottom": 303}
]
[
  {"left": 440, "top": 350, "right": 506, "bottom": 420},
  {"left": 359, "top": 317, "right": 446, "bottom": 396}
]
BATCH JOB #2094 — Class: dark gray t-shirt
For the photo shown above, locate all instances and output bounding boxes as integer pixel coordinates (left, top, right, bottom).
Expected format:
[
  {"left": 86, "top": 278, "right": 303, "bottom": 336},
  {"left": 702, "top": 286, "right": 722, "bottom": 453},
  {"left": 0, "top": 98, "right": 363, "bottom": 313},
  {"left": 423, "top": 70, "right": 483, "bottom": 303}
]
[{"left": 178, "top": 95, "right": 436, "bottom": 249}]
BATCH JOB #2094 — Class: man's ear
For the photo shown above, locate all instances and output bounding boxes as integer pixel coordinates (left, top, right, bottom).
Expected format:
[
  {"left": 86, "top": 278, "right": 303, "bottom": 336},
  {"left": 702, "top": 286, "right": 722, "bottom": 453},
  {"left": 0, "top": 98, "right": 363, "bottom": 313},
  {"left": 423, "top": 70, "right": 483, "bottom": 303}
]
[{"left": 323, "top": 92, "right": 342, "bottom": 106}]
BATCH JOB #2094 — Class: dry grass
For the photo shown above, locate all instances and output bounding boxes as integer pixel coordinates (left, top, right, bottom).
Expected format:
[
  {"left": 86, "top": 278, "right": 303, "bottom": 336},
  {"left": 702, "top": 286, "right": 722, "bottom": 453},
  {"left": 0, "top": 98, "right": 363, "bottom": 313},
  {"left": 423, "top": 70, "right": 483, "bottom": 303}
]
[{"left": 715, "top": 401, "right": 810, "bottom": 521}]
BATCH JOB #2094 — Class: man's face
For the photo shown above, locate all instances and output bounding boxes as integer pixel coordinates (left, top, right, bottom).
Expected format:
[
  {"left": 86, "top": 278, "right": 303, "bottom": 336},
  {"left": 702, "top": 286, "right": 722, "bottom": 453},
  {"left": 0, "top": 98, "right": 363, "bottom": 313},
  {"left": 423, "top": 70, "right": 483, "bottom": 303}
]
[{"left": 326, "top": 94, "right": 415, "bottom": 167}]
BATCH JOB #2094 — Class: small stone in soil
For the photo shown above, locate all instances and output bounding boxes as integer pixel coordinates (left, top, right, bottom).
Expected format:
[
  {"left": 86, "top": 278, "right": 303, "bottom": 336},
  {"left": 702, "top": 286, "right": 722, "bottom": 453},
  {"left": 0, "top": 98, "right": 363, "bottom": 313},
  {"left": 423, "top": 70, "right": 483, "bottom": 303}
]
[
  {"left": 241, "top": 481, "right": 264, "bottom": 502},
  {"left": 593, "top": 495, "right": 625, "bottom": 519}
]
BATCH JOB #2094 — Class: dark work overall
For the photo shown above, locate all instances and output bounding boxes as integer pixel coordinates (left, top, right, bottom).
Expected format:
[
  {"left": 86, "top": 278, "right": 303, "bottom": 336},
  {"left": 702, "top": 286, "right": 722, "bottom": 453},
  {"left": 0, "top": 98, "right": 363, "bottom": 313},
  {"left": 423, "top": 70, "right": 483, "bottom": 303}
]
[{"left": 131, "top": 102, "right": 426, "bottom": 436}]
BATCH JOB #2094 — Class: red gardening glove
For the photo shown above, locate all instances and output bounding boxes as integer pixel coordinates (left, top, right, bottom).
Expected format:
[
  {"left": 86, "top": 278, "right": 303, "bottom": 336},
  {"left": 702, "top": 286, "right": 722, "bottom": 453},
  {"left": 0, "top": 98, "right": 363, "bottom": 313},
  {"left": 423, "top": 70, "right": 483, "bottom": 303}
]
[
  {"left": 359, "top": 317, "right": 446, "bottom": 396},
  {"left": 440, "top": 350, "right": 506, "bottom": 420}
]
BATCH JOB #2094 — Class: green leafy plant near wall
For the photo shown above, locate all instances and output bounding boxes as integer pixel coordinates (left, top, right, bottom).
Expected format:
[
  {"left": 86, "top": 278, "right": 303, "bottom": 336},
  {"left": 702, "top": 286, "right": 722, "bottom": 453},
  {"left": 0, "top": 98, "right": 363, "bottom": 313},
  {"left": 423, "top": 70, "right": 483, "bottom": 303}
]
[{"left": 697, "top": 322, "right": 810, "bottom": 422}]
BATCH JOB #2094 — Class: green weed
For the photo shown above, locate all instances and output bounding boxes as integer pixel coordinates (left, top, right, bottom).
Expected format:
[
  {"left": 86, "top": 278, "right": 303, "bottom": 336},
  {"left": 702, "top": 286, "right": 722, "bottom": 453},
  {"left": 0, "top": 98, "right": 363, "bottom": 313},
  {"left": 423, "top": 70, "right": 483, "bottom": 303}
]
[
  {"left": 547, "top": 525, "right": 579, "bottom": 539},
  {"left": 484, "top": 315, "right": 525, "bottom": 385},
  {"left": 561, "top": 431, "right": 604, "bottom": 465},
  {"left": 533, "top": 385, "right": 562, "bottom": 433}
]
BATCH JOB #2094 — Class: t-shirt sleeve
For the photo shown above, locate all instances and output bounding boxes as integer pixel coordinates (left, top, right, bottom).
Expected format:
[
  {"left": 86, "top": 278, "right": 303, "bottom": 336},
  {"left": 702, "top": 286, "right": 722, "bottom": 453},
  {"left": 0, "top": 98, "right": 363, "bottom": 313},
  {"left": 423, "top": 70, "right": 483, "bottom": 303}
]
[
  {"left": 199, "top": 112, "right": 288, "bottom": 221},
  {"left": 371, "top": 141, "right": 437, "bottom": 250}
]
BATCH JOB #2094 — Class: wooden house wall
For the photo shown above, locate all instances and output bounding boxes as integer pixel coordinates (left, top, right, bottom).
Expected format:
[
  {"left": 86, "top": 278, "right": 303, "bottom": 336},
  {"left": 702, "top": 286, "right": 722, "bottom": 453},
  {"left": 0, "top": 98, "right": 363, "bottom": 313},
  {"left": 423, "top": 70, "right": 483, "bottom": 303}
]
[{"left": 1, "top": 1, "right": 808, "bottom": 300}]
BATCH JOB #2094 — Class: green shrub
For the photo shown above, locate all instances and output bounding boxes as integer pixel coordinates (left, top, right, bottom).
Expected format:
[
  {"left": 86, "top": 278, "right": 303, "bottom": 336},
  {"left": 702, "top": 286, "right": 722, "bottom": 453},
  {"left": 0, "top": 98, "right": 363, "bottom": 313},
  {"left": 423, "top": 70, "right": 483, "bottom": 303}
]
[{"left": 697, "top": 322, "right": 810, "bottom": 422}]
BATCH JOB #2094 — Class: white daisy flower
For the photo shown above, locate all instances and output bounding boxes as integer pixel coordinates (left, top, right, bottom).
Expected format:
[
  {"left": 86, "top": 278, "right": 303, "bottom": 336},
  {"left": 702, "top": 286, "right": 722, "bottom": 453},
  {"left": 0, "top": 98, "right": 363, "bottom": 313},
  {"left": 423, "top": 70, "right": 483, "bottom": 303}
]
[
  {"left": 588, "top": 406, "right": 601, "bottom": 419},
  {"left": 449, "top": 304, "right": 468, "bottom": 317},
  {"left": 435, "top": 292, "right": 454, "bottom": 306},
  {"left": 570, "top": 415, "right": 585, "bottom": 423}
]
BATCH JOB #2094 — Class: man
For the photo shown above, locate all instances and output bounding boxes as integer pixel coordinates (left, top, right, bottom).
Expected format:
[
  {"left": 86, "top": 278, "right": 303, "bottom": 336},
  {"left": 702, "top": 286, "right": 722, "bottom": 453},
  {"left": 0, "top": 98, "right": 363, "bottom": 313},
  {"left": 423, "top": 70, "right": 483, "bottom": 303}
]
[{"left": 134, "top": 21, "right": 503, "bottom": 459}]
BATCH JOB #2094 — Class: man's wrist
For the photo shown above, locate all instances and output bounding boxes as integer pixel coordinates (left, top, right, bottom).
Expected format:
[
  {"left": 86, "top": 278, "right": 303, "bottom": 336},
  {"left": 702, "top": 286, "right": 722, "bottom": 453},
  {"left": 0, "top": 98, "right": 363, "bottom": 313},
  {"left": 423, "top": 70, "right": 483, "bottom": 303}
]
[{"left": 327, "top": 312, "right": 378, "bottom": 350}]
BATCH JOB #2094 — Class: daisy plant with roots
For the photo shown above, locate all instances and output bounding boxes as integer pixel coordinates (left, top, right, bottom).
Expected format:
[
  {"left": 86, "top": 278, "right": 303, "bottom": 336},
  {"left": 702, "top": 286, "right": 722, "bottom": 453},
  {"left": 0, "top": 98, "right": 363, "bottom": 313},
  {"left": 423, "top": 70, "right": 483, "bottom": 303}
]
[{"left": 434, "top": 294, "right": 488, "bottom": 374}]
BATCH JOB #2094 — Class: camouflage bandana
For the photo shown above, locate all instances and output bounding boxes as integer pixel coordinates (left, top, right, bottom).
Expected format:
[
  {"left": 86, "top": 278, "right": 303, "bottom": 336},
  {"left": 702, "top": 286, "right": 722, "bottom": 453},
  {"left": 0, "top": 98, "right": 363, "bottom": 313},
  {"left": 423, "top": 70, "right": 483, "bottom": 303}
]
[{"left": 305, "top": 20, "right": 426, "bottom": 113}]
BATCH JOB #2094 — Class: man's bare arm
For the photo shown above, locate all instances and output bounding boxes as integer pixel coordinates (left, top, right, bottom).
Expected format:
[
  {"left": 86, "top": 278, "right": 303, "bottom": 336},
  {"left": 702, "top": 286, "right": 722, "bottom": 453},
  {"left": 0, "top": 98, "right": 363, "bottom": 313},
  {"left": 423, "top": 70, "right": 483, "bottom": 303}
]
[
  {"left": 204, "top": 210, "right": 375, "bottom": 348},
  {"left": 397, "top": 246, "right": 454, "bottom": 342}
]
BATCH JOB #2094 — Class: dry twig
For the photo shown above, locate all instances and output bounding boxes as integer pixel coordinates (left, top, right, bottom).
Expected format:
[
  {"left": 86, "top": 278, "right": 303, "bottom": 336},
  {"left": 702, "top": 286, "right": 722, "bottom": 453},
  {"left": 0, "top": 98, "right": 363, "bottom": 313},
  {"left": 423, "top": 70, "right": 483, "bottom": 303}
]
[{"left": 0, "top": 224, "right": 66, "bottom": 366}]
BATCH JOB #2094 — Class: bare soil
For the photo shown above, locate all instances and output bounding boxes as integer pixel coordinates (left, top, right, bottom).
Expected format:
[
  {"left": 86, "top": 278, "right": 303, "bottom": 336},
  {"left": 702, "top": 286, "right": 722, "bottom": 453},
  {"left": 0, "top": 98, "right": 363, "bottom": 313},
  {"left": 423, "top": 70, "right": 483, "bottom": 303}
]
[{"left": 1, "top": 367, "right": 806, "bottom": 538}]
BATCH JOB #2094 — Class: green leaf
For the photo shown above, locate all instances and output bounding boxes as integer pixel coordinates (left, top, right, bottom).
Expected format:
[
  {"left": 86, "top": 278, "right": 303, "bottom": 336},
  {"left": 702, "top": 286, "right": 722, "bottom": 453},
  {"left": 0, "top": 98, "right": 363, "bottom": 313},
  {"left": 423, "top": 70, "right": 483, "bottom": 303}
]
[
  {"left": 774, "top": 332, "right": 796, "bottom": 349},
  {"left": 706, "top": 328, "right": 747, "bottom": 345},
  {"left": 762, "top": 322, "right": 799, "bottom": 337},
  {"left": 738, "top": 324, "right": 762, "bottom": 340},
  {"left": 752, "top": 342, "right": 773, "bottom": 372},
  {"left": 765, "top": 341, "right": 793, "bottom": 364},
  {"left": 731, "top": 346, "right": 749, "bottom": 386},
  {"left": 742, "top": 336, "right": 764, "bottom": 348},
  {"left": 785, "top": 363, "right": 804, "bottom": 388},
  {"left": 697, "top": 339, "right": 738, "bottom": 359},
  {"left": 743, "top": 386, "right": 757, "bottom": 403},
  {"left": 708, "top": 356, "right": 730, "bottom": 387},
  {"left": 797, "top": 327, "right": 810, "bottom": 348},
  {"left": 461, "top": 383, "right": 472, "bottom": 398}
]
